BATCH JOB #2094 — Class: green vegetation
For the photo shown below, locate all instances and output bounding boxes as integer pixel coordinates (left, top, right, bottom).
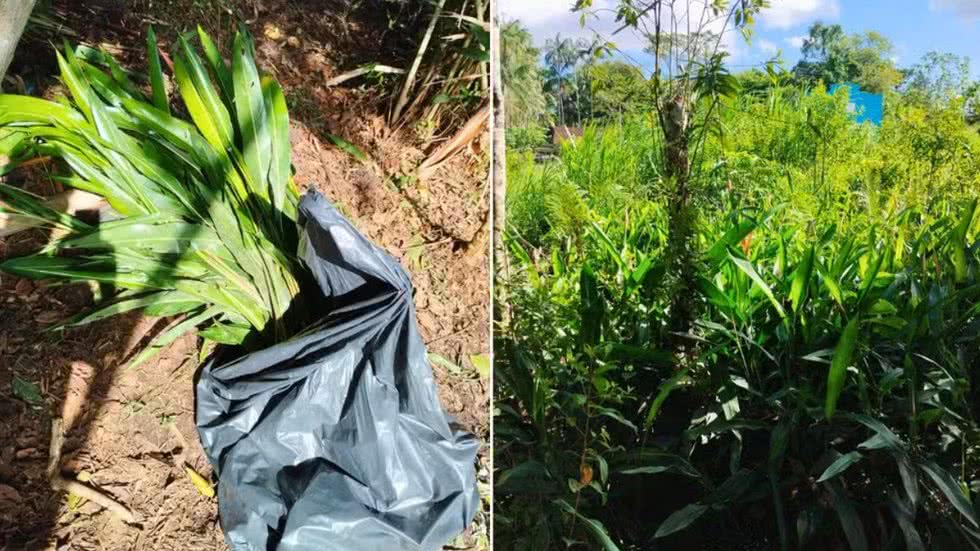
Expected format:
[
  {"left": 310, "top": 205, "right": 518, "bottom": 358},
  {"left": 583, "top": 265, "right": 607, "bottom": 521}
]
[
  {"left": 0, "top": 27, "right": 303, "bottom": 366},
  {"left": 497, "top": 4, "right": 980, "bottom": 549}
]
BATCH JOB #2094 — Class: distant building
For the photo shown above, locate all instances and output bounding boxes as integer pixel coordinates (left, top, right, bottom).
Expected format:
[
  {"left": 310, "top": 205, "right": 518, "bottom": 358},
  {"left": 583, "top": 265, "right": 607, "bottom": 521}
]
[
  {"left": 830, "top": 82, "right": 883, "bottom": 126},
  {"left": 552, "top": 125, "right": 584, "bottom": 146}
]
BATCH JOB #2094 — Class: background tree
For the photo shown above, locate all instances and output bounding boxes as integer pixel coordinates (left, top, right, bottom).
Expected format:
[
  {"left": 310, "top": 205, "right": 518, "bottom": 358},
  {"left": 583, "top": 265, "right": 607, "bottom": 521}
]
[
  {"left": 588, "top": 61, "right": 652, "bottom": 120},
  {"left": 573, "top": 34, "right": 612, "bottom": 120},
  {"left": 543, "top": 33, "right": 579, "bottom": 126},
  {"left": 501, "top": 21, "right": 549, "bottom": 127},
  {"left": 576, "top": 0, "right": 759, "bottom": 334},
  {"left": 793, "top": 23, "right": 901, "bottom": 93},
  {"left": 902, "top": 51, "right": 973, "bottom": 104}
]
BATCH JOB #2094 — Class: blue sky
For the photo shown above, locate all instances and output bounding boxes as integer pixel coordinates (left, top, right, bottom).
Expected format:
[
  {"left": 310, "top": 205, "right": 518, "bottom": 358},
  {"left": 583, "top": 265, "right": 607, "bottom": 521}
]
[{"left": 499, "top": 0, "right": 980, "bottom": 78}]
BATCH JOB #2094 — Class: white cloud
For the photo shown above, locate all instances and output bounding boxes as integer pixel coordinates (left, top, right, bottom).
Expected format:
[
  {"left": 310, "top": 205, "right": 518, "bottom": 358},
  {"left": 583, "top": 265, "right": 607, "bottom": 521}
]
[
  {"left": 759, "top": 39, "right": 779, "bottom": 54},
  {"left": 785, "top": 35, "right": 807, "bottom": 49},
  {"left": 930, "top": 0, "right": 980, "bottom": 20},
  {"left": 760, "top": 0, "right": 840, "bottom": 29}
]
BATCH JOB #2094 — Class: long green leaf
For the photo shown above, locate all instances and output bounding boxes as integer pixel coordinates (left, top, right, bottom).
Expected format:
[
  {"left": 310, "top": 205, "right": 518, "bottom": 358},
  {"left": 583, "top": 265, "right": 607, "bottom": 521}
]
[
  {"left": 825, "top": 316, "right": 860, "bottom": 420},
  {"left": 827, "top": 481, "right": 869, "bottom": 551},
  {"left": 232, "top": 30, "right": 271, "bottom": 196},
  {"left": 789, "top": 246, "right": 815, "bottom": 313},
  {"left": 59, "top": 215, "right": 222, "bottom": 253},
  {"left": 262, "top": 76, "right": 291, "bottom": 214},
  {"left": 817, "top": 451, "right": 863, "bottom": 483},
  {"left": 729, "top": 252, "right": 786, "bottom": 318},
  {"left": 146, "top": 26, "right": 169, "bottom": 113},
  {"left": 643, "top": 366, "right": 690, "bottom": 429},
  {"left": 553, "top": 499, "right": 620, "bottom": 551},
  {"left": 919, "top": 461, "right": 979, "bottom": 527},
  {"left": 174, "top": 37, "right": 234, "bottom": 151},
  {"left": 197, "top": 26, "right": 233, "bottom": 102},
  {"left": 655, "top": 503, "right": 709, "bottom": 538},
  {"left": 71, "top": 291, "right": 199, "bottom": 325},
  {"left": 127, "top": 306, "right": 220, "bottom": 369}
]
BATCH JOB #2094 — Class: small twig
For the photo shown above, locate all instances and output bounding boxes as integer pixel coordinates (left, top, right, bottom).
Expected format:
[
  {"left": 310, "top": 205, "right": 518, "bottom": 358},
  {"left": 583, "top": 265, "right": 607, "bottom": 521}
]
[
  {"left": 325, "top": 65, "right": 404, "bottom": 87},
  {"left": 398, "top": 236, "right": 455, "bottom": 251},
  {"left": 47, "top": 417, "right": 137, "bottom": 524},
  {"left": 425, "top": 320, "right": 477, "bottom": 346}
]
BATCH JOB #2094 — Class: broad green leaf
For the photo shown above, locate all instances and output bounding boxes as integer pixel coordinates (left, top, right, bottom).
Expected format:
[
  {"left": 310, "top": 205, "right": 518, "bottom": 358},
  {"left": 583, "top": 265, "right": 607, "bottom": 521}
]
[
  {"left": 0, "top": 182, "right": 91, "bottom": 233},
  {"left": 12, "top": 376, "right": 43, "bottom": 405},
  {"left": 643, "top": 366, "right": 690, "bottom": 429},
  {"left": 198, "top": 321, "right": 251, "bottom": 345},
  {"left": 919, "top": 461, "right": 979, "bottom": 527},
  {"left": 707, "top": 218, "right": 755, "bottom": 265},
  {"left": 59, "top": 215, "right": 223, "bottom": 253},
  {"left": 655, "top": 503, "right": 709, "bottom": 538},
  {"left": 818, "top": 265, "right": 845, "bottom": 306},
  {"left": 729, "top": 252, "right": 786, "bottom": 318},
  {"left": 612, "top": 449, "right": 703, "bottom": 480},
  {"left": 496, "top": 460, "right": 549, "bottom": 488},
  {"left": 889, "top": 491, "right": 925, "bottom": 551},
  {"left": 326, "top": 133, "right": 369, "bottom": 163},
  {"left": 951, "top": 199, "right": 977, "bottom": 283},
  {"left": 1, "top": 255, "right": 155, "bottom": 289},
  {"left": 579, "top": 263, "right": 603, "bottom": 347},
  {"left": 825, "top": 316, "right": 860, "bottom": 420},
  {"left": 817, "top": 451, "right": 863, "bottom": 482},
  {"left": 470, "top": 353, "right": 491, "bottom": 379}
]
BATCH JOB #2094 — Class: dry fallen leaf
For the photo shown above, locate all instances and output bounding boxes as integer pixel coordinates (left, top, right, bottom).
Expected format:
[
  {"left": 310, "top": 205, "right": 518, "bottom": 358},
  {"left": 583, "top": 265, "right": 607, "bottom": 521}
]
[
  {"left": 263, "top": 23, "right": 283, "bottom": 41},
  {"left": 67, "top": 472, "right": 92, "bottom": 511},
  {"left": 185, "top": 466, "right": 215, "bottom": 498}
]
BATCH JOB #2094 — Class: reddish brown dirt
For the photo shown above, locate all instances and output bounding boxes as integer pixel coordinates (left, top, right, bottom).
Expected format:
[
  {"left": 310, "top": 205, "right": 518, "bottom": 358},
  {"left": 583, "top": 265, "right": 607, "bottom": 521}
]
[{"left": 0, "top": 1, "right": 489, "bottom": 549}]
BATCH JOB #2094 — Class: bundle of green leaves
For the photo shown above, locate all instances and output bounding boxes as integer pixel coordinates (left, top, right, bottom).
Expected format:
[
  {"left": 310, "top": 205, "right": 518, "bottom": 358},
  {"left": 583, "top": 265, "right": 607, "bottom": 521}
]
[{"left": 0, "top": 26, "right": 301, "bottom": 366}]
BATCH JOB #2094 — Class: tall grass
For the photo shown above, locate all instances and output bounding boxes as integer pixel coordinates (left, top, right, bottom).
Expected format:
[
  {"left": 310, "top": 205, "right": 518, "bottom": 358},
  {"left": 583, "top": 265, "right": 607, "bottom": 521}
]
[{"left": 497, "top": 83, "right": 980, "bottom": 549}]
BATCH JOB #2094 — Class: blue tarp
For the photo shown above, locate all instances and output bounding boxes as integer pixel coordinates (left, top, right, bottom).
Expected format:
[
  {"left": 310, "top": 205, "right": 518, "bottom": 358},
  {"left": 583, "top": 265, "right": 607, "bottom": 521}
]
[{"left": 830, "top": 82, "right": 883, "bottom": 125}]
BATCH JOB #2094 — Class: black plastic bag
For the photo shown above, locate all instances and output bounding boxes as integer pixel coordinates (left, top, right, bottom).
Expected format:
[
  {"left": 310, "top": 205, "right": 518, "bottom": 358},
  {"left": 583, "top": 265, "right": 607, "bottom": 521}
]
[{"left": 196, "top": 191, "right": 479, "bottom": 550}]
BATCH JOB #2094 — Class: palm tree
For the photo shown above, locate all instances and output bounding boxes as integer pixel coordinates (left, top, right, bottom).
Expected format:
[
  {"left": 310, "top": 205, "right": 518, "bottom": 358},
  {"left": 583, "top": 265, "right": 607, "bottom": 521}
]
[
  {"left": 502, "top": 21, "right": 549, "bottom": 127},
  {"left": 576, "top": 34, "right": 611, "bottom": 121},
  {"left": 544, "top": 33, "right": 577, "bottom": 126}
]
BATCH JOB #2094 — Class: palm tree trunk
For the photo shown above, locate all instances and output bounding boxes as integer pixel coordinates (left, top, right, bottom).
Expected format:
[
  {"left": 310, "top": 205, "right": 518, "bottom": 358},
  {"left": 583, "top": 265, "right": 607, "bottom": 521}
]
[{"left": 661, "top": 94, "right": 694, "bottom": 335}]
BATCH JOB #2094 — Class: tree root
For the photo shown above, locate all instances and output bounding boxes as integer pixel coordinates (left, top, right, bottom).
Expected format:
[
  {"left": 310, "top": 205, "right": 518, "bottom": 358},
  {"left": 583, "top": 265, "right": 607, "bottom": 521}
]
[{"left": 46, "top": 417, "right": 137, "bottom": 524}]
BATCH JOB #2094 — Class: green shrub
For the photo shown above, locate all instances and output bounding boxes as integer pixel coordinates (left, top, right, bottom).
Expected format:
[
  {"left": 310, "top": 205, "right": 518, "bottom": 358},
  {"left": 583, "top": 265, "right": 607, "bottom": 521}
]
[{"left": 498, "top": 77, "right": 980, "bottom": 550}]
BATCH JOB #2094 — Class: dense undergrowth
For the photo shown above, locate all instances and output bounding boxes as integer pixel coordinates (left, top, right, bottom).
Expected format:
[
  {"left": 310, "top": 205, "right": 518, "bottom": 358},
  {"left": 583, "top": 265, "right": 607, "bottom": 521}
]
[{"left": 496, "top": 82, "right": 980, "bottom": 549}]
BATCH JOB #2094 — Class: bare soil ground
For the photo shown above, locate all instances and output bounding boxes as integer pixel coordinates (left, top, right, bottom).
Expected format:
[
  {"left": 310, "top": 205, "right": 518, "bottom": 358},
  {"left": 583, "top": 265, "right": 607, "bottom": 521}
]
[{"left": 0, "top": 1, "right": 489, "bottom": 549}]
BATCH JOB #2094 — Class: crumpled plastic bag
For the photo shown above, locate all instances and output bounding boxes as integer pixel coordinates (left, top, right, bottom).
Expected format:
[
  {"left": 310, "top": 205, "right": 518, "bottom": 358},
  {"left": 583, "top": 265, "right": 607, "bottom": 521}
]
[{"left": 196, "top": 191, "right": 479, "bottom": 550}]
